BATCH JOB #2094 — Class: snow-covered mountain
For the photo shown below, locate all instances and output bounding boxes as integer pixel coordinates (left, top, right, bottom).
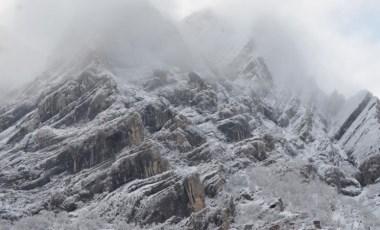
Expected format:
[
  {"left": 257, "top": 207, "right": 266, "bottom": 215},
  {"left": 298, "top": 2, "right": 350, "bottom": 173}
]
[{"left": 1, "top": 7, "right": 380, "bottom": 230}]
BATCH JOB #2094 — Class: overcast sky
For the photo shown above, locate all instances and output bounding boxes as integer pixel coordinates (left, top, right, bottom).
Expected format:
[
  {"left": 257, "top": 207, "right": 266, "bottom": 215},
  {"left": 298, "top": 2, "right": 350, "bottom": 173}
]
[{"left": 1, "top": 0, "right": 380, "bottom": 98}]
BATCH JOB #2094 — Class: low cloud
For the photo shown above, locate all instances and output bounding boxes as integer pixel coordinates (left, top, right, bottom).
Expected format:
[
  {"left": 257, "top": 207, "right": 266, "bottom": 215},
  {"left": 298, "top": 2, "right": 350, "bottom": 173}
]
[{"left": 1, "top": 0, "right": 380, "bottom": 98}]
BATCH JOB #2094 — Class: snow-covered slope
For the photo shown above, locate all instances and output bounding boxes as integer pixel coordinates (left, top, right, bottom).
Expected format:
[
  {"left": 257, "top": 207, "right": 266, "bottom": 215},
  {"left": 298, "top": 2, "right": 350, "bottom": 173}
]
[{"left": 1, "top": 7, "right": 380, "bottom": 230}]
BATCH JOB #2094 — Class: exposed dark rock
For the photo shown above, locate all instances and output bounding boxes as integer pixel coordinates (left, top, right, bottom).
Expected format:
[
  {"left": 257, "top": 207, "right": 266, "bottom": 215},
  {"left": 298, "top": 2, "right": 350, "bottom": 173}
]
[
  {"left": 269, "top": 224, "right": 281, "bottom": 230},
  {"left": 0, "top": 103, "right": 34, "bottom": 132},
  {"left": 109, "top": 144, "right": 169, "bottom": 191},
  {"left": 24, "top": 126, "right": 64, "bottom": 152},
  {"left": 103, "top": 172, "right": 206, "bottom": 224},
  {"left": 182, "top": 125, "right": 207, "bottom": 148},
  {"left": 186, "top": 194, "right": 235, "bottom": 230},
  {"left": 324, "top": 167, "right": 361, "bottom": 196},
  {"left": 184, "top": 173, "right": 206, "bottom": 213},
  {"left": 299, "top": 163, "right": 317, "bottom": 180},
  {"left": 163, "top": 114, "right": 191, "bottom": 131},
  {"left": 20, "top": 174, "right": 50, "bottom": 190},
  {"left": 139, "top": 98, "right": 174, "bottom": 133},
  {"left": 48, "top": 191, "right": 67, "bottom": 209},
  {"left": 334, "top": 92, "right": 372, "bottom": 140},
  {"left": 44, "top": 111, "right": 144, "bottom": 174},
  {"left": 357, "top": 154, "right": 380, "bottom": 186},
  {"left": 37, "top": 71, "right": 107, "bottom": 123},
  {"left": 203, "top": 172, "right": 224, "bottom": 198},
  {"left": 217, "top": 115, "right": 252, "bottom": 142},
  {"left": 157, "top": 115, "right": 206, "bottom": 153},
  {"left": 313, "top": 220, "right": 322, "bottom": 229},
  {"left": 157, "top": 129, "right": 192, "bottom": 152},
  {"left": 239, "top": 191, "right": 254, "bottom": 201},
  {"left": 76, "top": 142, "right": 169, "bottom": 196},
  {"left": 191, "top": 90, "right": 218, "bottom": 114},
  {"left": 234, "top": 134, "right": 274, "bottom": 161},
  {"left": 219, "top": 108, "right": 234, "bottom": 120},
  {"left": 61, "top": 195, "right": 80, "bottom": 212},
  {"left": 186, "top": 143, "right": 224, "bottom": 165},
  {"left": 7, "top": 126, "right": 30, "bottom": 145},
  {"left": 269, "top": 198, "right": 285, "bottom": 212},
  {"left": 257, "top": 103, "right": 277, "bottom": 124}
]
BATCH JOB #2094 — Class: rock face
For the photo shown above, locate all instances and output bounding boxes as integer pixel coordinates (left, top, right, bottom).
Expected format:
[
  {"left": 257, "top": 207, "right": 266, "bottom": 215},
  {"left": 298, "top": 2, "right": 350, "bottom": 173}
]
[
  {"left": 45, "top": 111, "right": 145, "bottom": 174},
  {"left": 357, "top": 154, "right": 380, "bottom": 185},
  {"left": 1, "top": 9, "right": 380, "bottom": 230},
  {"left": 184, "top": 173, "right": 206, "bottom": 212},
  {"left": 234, "top": 135, "right": 275, "bottom": 162},
  {"left": 139, "top": 98, "right": 174, "bottom": 133},
  {"left": 217, "top": 115, "right": 252, "bottom": 142},
  {"left": 331, "top": 91, "right": 380, "bottom": 185},
  {"left": 324, "top": 167, "right": 362, "bottom": 196},
  {"left": 109, "top": 143, "right": 169, "bottom": 191},
  {"left": 37, "top": 71, "right": 117, "bottom": 124}
]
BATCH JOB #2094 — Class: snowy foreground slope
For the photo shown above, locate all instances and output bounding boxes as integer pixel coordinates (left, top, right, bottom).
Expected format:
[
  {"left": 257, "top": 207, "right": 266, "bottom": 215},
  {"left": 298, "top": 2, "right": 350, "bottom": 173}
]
[{"left": 1, "top": 9, "right": 380, "bottom": 230}]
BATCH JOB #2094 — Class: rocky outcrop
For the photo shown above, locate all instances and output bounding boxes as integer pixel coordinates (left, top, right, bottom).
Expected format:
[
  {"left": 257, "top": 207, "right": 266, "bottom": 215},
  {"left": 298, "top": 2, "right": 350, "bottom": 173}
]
[
  {"left": 186, "top": 143, "right": 225, "bottom": 165},
  {"left": 109, "top": 143, "right": 169, "bottom": 191},
  {"left": 217, "top": 115, "right": 252, "bottom": 142},
  {"left": 278, "top": 98, "right": 301, "bottom": 127},
  {"left": 3, "top": 19, "right": 380, "bottom": 229},
  {"left": 202, "top": 169, "right": 224, "bottom": 198},
  {"left": 334, "top": 92, "right": 372, "bottom": 140},
  {"left": 25, "top": 126, "right": 64, "bottom": 152},
  {"left": 53, "top": 80, "right": 117, "bottom": 127},
  {"left": 159, "top": 87, "right": 195, "bottom": 107},
  {"left": 0, "top": 103, "right": 34, "bottom": 132},
  {"left": 324, "top": 167, "right": 361, "bottom": 196},
  {"left": 257, "top": 103, "right": 277, "bottom": 124},
  {"left": 333, "top": 93, "right": 380, "bottom": 186},
  {"left": 191, "top": 90, "right": 218, "bottom": 114},
  {"left": 37, "top": 71, "right": 109, "bottom": 123},
  {"left": 44, "top": 111, "right": 144, "bottom": 174},
  {"left": 357, "top": 154, "right": 380, "bottom": 186},
  {"left": 138, "top": 98, "right": 174, "bottom": 133},
  {"left": 89, "top": 171, "right": 206, "bottom": 225},
  {"left": 186, "top": 194, "right": 235, "bottom": 230},
  {"left": 157, "top": 114, "right": 206, "bottom": 152},
  {"left": 234, "top": 135, "right": 275, "bottom": 162},
  {"left": 184, "top": 173, "right": 206, "bottom": 212}
]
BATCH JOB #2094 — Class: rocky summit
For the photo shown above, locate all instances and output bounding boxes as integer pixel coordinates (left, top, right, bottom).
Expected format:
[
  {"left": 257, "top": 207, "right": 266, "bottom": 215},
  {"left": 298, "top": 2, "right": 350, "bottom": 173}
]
[{"left": 1, "top": 6, "right": 380, "bottom": 230}]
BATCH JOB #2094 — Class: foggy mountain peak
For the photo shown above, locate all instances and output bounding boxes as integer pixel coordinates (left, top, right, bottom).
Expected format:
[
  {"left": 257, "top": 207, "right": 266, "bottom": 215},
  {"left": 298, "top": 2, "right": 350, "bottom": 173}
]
[
  {"left": 1, "top": 1, "right": 380, "bottom": 229},
  {"left": 46, "top": 1, "right": 191, "bottom": 71}
]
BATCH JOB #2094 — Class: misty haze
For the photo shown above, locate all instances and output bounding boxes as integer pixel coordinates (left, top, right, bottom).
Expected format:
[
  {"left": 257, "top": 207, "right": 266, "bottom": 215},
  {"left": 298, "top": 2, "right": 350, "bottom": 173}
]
[{"left": 1, "top": 0, "right": 380, "bottom": 229}]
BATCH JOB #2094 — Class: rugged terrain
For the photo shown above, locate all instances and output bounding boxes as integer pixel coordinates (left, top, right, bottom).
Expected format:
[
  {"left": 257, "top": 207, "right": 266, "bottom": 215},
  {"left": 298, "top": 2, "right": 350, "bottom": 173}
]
[{"left": 1, "top": 7, "right": 380, "bottom": 230}]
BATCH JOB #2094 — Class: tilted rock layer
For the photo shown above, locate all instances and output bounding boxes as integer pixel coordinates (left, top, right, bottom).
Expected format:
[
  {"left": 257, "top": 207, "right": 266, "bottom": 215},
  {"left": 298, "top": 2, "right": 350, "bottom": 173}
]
[{"left": 1, "top": 9, "right": 380, "bottom": 230}]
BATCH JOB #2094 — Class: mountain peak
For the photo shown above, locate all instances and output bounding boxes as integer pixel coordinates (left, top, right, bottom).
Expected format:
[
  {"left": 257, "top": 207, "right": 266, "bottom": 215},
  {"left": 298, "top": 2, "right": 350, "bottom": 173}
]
[{"left": 1, "top": 3, "right": 380, "bottom": 229}]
